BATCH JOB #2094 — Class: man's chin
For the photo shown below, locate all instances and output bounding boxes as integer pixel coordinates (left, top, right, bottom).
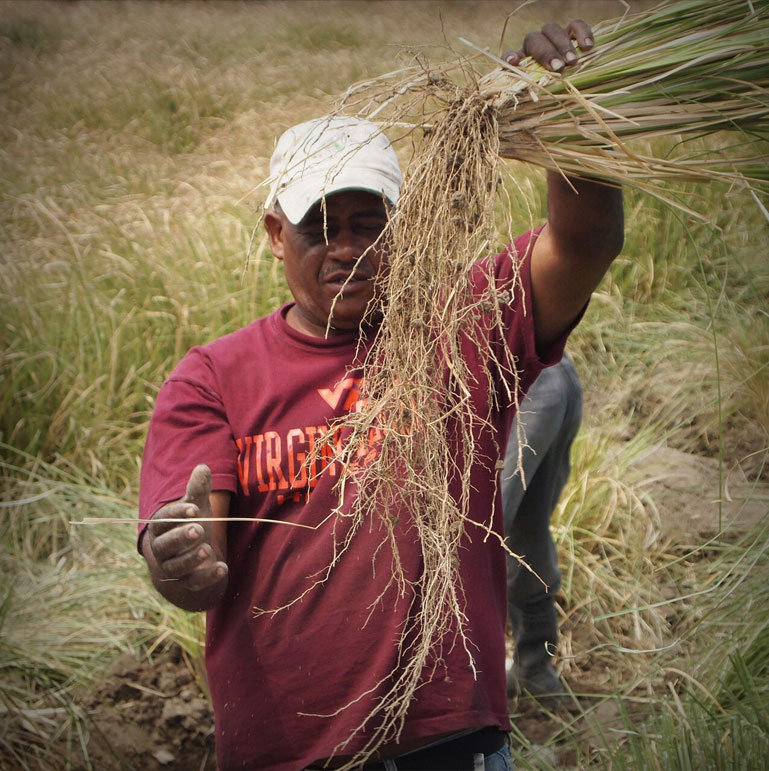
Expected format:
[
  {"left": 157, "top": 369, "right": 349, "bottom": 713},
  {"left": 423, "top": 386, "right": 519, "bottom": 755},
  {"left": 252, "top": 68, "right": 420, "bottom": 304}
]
[{"left": 328, "top": 303, "right": 382, "bottom": 333}]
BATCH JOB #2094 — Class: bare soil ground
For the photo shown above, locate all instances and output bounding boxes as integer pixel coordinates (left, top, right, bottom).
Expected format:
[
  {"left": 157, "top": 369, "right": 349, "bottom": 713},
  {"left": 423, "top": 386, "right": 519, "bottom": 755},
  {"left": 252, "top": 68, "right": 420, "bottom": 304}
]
[{"left": 67, "top": 647, "right": 216, "bottom": 771}]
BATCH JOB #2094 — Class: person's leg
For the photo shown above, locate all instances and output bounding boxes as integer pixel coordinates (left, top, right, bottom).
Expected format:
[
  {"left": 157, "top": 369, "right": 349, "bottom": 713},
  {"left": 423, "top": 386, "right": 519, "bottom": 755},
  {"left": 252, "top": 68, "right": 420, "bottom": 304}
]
[{"left": 502, "top": 355, "right": 582, "bottom": 700}]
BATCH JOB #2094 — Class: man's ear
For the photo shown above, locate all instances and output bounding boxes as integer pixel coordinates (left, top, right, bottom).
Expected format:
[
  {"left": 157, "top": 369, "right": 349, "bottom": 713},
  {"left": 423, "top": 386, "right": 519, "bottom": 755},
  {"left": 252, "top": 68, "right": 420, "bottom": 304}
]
[{"left": 263, "top": 209, "right": 285, "bottom": 261}]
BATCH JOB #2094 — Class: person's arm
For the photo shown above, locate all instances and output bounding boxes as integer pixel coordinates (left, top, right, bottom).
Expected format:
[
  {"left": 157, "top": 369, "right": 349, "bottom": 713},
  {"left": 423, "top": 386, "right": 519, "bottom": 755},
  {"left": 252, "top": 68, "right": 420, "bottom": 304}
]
[
  {"left": 504, "top": 21, "right": 624, "bottom": 352},
  {"left": 530, "top": 174, "right": 623, "bottom": 351},
  {"left": 141, "top": 464, "right": 230, "bottom": 612}
]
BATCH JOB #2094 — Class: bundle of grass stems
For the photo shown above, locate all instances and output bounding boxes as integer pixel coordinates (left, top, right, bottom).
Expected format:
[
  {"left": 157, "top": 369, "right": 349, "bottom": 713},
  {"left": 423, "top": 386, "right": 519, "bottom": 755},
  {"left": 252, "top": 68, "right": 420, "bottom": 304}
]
[{"left": 291, "top": 0, "right": 769, "bottom": 764}]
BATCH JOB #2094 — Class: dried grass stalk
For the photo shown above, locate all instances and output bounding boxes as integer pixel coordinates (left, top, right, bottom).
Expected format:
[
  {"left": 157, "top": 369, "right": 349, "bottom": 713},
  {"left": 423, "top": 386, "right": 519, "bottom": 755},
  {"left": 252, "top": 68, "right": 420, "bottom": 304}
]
[{"left": 485, "top": 0, "right": 769, "bottom": 207}]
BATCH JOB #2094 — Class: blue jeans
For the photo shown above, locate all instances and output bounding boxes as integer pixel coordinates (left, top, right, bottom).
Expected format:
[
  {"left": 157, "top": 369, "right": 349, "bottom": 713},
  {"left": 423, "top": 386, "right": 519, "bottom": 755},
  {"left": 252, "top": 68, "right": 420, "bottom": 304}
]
[
  {"left": 481, "top": 743, "right": 514, "bottom": 770},
  {"left": 502, "top": 355, "right": 582, "bottom": 656},
  {"left": 379, "top": 743, "right": 513, "bottom": 770}
]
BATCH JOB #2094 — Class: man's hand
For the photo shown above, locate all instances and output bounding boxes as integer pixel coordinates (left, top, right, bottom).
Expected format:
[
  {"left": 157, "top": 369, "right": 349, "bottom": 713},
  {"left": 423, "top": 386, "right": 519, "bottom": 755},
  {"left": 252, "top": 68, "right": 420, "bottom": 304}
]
[
  {"left": 503, "top": 20, "right": 594, "bottom": 72},
  {"left": 142, "top": 464, "right": 230, "bottom": 611}
]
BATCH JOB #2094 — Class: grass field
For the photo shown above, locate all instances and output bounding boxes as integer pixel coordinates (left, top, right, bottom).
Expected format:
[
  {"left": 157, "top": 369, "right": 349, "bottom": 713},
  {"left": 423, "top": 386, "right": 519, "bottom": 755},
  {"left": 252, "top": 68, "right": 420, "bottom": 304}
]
[{"left": 2, "top": 1, "right": 768, "bottom": 769}]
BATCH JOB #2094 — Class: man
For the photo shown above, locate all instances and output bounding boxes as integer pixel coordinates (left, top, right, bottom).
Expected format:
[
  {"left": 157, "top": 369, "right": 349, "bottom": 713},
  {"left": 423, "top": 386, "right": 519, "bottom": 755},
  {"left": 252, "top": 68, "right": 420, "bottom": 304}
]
[
  {"left": 502, "top": 354, "right": 582, "bottom": 704},
  {"left": 139, "top": 20, "right": 623, "bottom": 771}
]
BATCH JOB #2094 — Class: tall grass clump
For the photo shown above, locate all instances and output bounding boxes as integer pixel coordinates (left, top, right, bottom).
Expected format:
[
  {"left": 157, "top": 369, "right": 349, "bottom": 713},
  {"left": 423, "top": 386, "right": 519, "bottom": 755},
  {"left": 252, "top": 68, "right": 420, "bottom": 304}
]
[
  {"left": 506, "top": 491, "right": 769, "bottom": 771},
  {"left": 0, "top": 450, "right": 211, "bottom": 769},
  {"left": 577, "top": 519, "right": 769, "bottom": 770},
  {"left": 555, "top": 427, "right": 668, "bottom": 658},
  {"left": 570, "top": 173, "right": 769, "bottom": 476},
  {"left": 1, "top": 216, "right": 283, "bottom": 493}
]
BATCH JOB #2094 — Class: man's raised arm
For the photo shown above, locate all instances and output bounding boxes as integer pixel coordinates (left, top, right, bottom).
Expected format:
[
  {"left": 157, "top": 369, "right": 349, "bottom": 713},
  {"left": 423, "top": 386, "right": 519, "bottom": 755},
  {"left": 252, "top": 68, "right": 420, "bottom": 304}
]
[
  {"left": 531, "top": 173, "right": 623, "bottom": 351},
  {"left": 504, "top": 20, "right": 624, "bottom": 351}
]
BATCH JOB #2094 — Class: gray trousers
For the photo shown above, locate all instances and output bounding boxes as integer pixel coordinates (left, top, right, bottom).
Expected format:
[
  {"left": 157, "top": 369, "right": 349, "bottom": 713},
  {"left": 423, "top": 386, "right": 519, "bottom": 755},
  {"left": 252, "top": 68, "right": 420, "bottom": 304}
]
[{"left": 501, "top": 355, "right": 582, "bottom": 659}]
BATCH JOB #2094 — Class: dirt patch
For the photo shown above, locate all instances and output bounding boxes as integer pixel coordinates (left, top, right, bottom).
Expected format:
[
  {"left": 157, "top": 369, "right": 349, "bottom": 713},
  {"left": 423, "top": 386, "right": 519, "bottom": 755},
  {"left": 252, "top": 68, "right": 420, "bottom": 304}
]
[
  {"left": 69, "top": 648, "right": 215, "bottom": 771},
  {"left": 630, "top": 444, "right": 768, "bottom": 543}
]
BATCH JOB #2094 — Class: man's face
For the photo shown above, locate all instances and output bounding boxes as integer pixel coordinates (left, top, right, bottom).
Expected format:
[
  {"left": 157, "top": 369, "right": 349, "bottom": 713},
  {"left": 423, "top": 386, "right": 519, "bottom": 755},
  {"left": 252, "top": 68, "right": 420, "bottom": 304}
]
[{"left": 264, "top": 190, "right": 390, "bottom": 337}]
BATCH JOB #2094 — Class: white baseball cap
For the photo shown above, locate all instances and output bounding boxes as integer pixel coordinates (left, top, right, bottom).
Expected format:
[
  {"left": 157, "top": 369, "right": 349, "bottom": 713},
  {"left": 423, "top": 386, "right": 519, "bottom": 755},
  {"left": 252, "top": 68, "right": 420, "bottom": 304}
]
[{"left": 266, "top": 116, "right": 402, "bottom": 225}]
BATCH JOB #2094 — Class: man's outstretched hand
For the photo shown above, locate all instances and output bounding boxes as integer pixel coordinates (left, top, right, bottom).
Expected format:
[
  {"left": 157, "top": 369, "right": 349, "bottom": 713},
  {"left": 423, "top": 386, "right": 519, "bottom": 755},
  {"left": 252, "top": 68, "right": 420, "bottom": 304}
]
[
  {"left": 143, "top": 464, "right": 229, "bottom": 611},
  {"left": 503, "top": 20, "right": 594, "bottom": 72}
]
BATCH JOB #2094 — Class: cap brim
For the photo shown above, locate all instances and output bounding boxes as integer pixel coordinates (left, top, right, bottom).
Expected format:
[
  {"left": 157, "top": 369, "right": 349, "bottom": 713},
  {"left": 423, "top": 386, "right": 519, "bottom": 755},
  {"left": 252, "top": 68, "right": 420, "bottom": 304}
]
[{"left": 277, "top": 169, "right": 400, "bottom": 225}]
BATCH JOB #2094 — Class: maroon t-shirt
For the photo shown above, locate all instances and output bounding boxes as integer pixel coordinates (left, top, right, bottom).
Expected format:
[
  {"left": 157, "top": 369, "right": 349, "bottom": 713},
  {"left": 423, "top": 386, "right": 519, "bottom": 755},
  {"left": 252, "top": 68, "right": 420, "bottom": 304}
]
[{"left": 139, "top": 228, "right": 570, "bottom": 770}]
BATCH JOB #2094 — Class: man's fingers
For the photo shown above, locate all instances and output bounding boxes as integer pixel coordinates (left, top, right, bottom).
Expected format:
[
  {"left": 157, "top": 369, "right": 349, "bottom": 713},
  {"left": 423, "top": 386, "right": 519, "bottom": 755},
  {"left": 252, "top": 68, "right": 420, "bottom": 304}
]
[
  {"left": 148, "top": 463, "right": 211, "bottom": 538},
  {"left": 520, "top": 29, "right": 565, "bottom": 72},
  {"left": 148, "top": 500, "right": 198, "bottom": 536},
  {"left": 541, "top": 22, "right": 579, "bottom": 66},
  {"left": 157, "top": 561, "right": 228, "bottom": 592},
  {"left": 151, "top": 520, "right": 204, "bottom": 562},
  {"left": 157, "top": 553, "right": 228, "bottom": 591},
  {"left": 182, "top": 464, "right": 212, "bottom": 511},
  {"left": 567, "top": 19, "right": 594, "bottom": 51},
  {"left": 509, "top": 20, "right": 595, "bottom": 72},
  {"left": 159, "top": 540, "right": 217, "bottom": 579},
  {"left": 184, "top": 561, "right": 228, "bottom": 592},
  {"left": 502, "top": 48, "right": 524, "bottom": 66}
]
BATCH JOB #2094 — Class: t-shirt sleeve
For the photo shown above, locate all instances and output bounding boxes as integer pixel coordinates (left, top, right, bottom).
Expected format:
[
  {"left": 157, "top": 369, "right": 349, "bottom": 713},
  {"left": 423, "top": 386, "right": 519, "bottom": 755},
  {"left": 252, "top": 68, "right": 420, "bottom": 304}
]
[{"left": 138, "top": 348, "right": 239, "bottom": 546}]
